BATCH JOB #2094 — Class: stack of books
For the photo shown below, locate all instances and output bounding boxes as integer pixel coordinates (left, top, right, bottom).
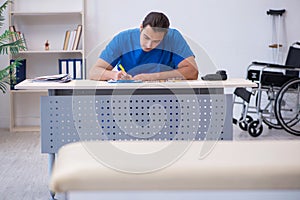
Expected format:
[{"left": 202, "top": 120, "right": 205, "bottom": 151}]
[
  {"left": 62, "top": 24, "right": 82, "bottom": 51},
  {"left": 9, "top": 25, "right": 28, "bottom": 51}
]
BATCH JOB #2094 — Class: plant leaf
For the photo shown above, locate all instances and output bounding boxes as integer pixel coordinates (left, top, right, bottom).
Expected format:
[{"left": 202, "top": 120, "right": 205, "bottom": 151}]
[
  {"left": 0, "top": 1, "right": 11, "bottom": 27},
  {"left": 0, "top": 30, "right": 25, "bottom": 55},
  {"left": 0, "top": 58, "right": 23, "bottom": 93}
]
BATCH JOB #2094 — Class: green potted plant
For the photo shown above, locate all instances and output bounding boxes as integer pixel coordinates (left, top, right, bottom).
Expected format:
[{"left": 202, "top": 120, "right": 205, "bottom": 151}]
[{"left": 0, "top": 0, "right": 25, "bottom": 93}]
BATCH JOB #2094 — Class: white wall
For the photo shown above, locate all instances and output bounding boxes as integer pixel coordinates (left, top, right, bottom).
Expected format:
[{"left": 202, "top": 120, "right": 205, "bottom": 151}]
[
  {"left": 0, "top": 0, "right": 299, "bottom": 128},
  {"left": 85, "top": 0, "right": 300, "bottom": 75}
]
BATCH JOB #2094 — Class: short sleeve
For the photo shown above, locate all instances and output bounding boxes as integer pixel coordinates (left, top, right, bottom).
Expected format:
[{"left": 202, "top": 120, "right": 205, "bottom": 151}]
[
  {"left": 99, "top": 34, "right": 122, "bottom": 67},
  {"left": 164, "top": 29, "right": 194, "bottom": 66}
]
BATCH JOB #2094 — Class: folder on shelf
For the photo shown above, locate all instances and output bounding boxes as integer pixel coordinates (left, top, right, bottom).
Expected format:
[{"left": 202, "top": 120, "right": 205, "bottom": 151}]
[
  {"left": 74, "top": 59, "right": 83, "bottom": 79},
  {"left": 68, "top": 60, "right": 74, "bottom": 79},
  {"left": 60, "top": 59, "right": 68, "bottom": 74},
  {"left": 9, "top": 59, "right": 26, "bottom": 90},
  {"left": 59, "top": 59, "right": 83, "bottom": 79}
]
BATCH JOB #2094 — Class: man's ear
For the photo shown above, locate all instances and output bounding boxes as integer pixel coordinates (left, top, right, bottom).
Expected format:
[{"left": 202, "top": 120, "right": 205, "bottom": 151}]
[{"left": 139, "top": 24, "right": 143, "bottom": 32}]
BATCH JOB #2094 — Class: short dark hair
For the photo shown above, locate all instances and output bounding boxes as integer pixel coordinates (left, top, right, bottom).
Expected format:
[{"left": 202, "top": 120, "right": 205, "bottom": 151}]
[{"left": 142, "top": 12, "right": 170, "bottom": 33}]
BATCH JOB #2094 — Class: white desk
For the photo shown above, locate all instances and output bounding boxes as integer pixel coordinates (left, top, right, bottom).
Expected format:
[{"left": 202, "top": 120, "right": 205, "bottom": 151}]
[
  {"left": 15, "top": 78, "right": 256, "bottom": 90},
  {"left": 16, "top": 79, "right": 257, "bottom": 199},
  {"left": 15, "top": 78, "right": 257, "bottom": 154}
]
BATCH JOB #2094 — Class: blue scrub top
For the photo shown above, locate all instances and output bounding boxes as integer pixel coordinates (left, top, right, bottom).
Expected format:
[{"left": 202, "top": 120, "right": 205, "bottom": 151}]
[{"left": 99, "top": 28, "right": 194, "bottom": 76}]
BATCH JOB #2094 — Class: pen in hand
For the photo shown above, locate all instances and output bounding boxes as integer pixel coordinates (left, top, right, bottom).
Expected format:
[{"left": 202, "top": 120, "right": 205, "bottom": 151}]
[
  {"left": 118, "top": 64, "right": 132, "bottom": 80},
  {"left": 118, "top": 64, "right": 126, "bottom": 72}
]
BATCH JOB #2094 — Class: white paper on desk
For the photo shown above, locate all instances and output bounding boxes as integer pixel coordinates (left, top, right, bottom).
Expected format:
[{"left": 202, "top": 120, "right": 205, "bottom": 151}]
[{"left": 32, "top": 74, "right": 72, "bottom": 83}]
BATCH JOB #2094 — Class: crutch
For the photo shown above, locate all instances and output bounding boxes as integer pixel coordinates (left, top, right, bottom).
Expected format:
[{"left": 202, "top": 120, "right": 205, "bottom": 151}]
[{"left": 267, "top": 9, "right": 286, "bottom": 64}]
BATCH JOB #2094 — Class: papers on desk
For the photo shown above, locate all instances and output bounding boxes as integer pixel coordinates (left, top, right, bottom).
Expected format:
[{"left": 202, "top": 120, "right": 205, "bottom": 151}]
[
  {"left": 32, "top": 74, "right": 72, "bottom": 83},
  {"left": 107, "top": 79, "right": 142, "bottom": 83}
]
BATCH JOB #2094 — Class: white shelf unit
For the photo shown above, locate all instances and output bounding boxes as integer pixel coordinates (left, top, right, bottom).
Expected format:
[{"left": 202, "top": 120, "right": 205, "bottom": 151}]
[{"left": 9, "top": 0, "right": 85, "bottom": 132}]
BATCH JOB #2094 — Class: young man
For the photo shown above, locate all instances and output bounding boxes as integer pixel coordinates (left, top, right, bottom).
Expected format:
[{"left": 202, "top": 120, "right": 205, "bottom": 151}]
[{"left": 89, "top": 12, "right": 198, "bottom": 81}]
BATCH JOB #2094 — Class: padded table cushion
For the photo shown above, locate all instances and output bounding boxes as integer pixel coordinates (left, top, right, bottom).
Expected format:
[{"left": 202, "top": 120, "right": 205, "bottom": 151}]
[{"left": 50, "top": 140, "right": 300, "bottom": 192}]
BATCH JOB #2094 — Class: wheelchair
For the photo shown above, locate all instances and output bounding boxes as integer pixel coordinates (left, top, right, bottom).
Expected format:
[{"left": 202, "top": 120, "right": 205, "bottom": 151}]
[{"left": 233, "top": 41, "right": 300, "bottom": 137}]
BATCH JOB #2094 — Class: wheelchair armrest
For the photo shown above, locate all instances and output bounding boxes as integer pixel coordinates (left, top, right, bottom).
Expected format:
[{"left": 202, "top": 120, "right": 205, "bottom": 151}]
[
  {"left": 266, "top": 63, "right": 296, "bottom": 69},
  {"left": 252, "top": 61, "right": 270, "bottom": 66},
  {"left": 252, "top": 61, "right": 296, "bottom": 70}
]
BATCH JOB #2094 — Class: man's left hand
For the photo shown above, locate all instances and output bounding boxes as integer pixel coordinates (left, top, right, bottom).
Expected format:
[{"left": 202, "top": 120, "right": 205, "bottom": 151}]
[{"left": 133, "top": 73, "right": 156, "bottom": 81}]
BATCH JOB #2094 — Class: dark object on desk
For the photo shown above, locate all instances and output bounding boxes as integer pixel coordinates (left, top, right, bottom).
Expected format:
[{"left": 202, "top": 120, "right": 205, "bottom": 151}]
[{"left": 201, "top": 70, "right": 227, "bottom": 81}]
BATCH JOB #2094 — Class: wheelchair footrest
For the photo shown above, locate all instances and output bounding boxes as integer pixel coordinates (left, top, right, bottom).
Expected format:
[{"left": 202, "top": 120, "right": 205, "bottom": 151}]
[{"left": 234, "top": 87, "right": 252, "bottom": 103}]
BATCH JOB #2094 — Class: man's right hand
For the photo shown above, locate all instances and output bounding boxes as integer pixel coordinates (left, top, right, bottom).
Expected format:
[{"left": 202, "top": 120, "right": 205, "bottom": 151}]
[{"left": 115, "top": 71, "right": 132, "bottom": 80}]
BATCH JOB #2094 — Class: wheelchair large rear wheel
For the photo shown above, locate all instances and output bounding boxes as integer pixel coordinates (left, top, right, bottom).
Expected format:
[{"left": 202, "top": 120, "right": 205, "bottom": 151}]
[
  {"left": 256, "top": 88, "right": 282, "bottom": 129},
  {"left": 275, "top": 79, "right": 300, "bottom": 136}
]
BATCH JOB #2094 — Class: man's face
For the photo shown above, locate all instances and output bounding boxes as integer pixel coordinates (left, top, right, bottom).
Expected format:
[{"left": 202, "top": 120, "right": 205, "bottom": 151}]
[{"left": 140, "top": 25, "right": 165, "bottom": 52}]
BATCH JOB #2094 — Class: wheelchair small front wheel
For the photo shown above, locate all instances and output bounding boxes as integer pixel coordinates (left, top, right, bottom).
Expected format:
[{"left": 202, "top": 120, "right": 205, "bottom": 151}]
[
  {"left": 248, "top": 120, "right": 263, "bottom": 137},
  {"left": 238, "top": 115, "right": 253, "bottom": 131}
]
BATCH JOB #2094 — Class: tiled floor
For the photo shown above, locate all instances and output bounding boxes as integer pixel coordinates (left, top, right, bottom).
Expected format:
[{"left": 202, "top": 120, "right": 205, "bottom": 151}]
[
  {"left": 233, "top": 125, "right": 300, "bottom": 140},
  {"left": 0, "top": 127, "right": 299, "bottom": 200}
]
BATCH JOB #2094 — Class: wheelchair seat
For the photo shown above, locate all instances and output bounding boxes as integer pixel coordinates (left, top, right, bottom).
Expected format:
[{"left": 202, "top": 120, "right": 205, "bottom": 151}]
[
  {"left": 247, "top": 70, "right": 293, "bottom": 87},
  {"left": 248, "top": 42, "right": 300, "bottom": 87}
]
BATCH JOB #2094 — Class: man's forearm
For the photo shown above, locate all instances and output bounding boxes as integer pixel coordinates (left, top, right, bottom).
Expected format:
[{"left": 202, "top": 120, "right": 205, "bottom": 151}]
[
  {"left": 177, "top": 65, "right": 198, "bottom": 80},
  {"left": 133, "top": 66, "right": 198, "bottom": 81},
  {"left": 155, "top": 66, "right": 198, "bottom": 80},
  {"left": 89, "top": 66, "right": 115, "bottom": 81}
]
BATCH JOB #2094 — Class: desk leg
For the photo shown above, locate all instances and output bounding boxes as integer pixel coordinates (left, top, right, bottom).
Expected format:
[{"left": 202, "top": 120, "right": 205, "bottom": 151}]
[
  {"left": 47, "top": 90, "right": 56, "bottom": 199},
  {"left": 47, "top": 91, "right": 57, "bottom": 199},
  {"left": 48, "top": 153, "right": 55, "bottom": 175},
  {"left": 48, "top": 153, "right": 56, "bottom": 200}
]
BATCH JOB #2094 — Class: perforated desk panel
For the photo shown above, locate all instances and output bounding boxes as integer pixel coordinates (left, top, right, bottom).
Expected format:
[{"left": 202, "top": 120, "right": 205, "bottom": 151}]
[{"left": 41, "top": 89, "right": 232, "bottom": 153}]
